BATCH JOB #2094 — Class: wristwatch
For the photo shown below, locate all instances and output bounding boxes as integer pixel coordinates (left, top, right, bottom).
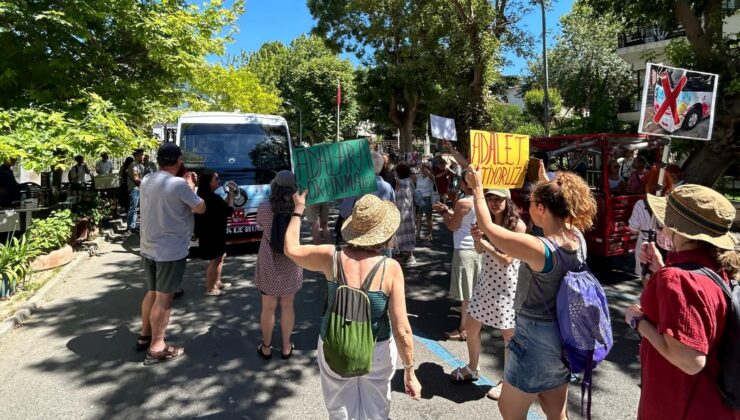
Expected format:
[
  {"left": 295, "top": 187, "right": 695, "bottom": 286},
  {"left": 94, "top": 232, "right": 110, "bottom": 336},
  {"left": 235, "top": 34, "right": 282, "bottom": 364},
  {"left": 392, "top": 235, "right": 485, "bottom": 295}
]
[{"left": 629, "top": 315, "right": 644, "bottom": 330}]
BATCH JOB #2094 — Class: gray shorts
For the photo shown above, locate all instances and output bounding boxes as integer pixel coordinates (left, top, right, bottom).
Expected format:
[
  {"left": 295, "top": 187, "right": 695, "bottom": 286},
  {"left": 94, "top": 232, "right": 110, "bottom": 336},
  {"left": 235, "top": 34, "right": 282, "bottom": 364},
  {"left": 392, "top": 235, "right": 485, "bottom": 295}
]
[{"left": 142, "top": 257, "right": 187, "bottom": 294}]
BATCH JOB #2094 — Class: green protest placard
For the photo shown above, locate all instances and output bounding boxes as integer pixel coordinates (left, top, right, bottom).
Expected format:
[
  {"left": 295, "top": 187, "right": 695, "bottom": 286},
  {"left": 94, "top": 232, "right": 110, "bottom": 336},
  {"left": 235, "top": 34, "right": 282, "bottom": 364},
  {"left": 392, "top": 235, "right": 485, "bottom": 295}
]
[{"left": 292, "top": 139, "right": 377, "bottom": 205}]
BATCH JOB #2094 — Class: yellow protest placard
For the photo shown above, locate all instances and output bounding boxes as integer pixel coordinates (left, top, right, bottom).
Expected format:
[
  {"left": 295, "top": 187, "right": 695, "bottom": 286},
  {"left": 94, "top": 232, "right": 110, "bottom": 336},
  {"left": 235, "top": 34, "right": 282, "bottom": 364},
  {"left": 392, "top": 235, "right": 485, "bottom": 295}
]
[{"left": 469, "top": 130, "right": 530, "bottom": 188}]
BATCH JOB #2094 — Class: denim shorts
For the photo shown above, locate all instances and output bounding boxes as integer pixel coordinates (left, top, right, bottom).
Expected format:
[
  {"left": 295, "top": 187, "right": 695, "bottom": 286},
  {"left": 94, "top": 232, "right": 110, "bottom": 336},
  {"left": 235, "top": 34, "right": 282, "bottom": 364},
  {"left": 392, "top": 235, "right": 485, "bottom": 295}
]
[
  {"left": 505, "top": 315, "right": 570, "bottom": 394},
  {"left": 417, "top": 196, "right": 432, "bottom": 217}
]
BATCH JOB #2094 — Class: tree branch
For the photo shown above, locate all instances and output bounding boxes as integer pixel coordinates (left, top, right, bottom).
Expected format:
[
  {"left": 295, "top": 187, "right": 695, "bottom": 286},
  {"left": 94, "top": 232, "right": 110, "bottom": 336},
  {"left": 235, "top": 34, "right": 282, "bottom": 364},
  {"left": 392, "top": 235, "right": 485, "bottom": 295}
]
[{"left": 672, "top": 0, "right": 712, "bottom": 62}]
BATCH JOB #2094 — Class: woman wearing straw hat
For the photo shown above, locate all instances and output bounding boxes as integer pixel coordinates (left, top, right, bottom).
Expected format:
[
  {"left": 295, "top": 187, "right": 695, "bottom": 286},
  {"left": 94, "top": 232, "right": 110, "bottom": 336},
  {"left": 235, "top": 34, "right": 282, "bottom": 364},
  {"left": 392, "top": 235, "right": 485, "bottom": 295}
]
[
  {"left": 284, "top": 193, "right": 422, "bottom": 419},
  {"left": 255, "top": 170, "right": 304, "bottom": 360},
  {"left": 624, "top": 184, "right": 739, "bottom": 419}
]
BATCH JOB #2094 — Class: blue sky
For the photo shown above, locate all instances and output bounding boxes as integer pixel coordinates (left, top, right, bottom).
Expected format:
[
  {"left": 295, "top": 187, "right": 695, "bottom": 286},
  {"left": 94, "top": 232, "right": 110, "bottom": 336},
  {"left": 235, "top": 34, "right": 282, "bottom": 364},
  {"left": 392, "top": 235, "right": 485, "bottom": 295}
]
[{"left": 223, "top": 0, "right": 575, "bottom": 76}]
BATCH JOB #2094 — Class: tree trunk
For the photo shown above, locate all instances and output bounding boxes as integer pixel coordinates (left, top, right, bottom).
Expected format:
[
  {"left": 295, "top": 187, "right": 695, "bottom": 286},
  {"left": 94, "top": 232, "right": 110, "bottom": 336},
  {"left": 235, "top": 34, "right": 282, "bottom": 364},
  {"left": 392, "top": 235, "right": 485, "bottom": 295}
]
[
  {"left": 399, "top": 118, "right": 414, "bottom": 153},
  {"left": 681, "top": 140, "right": 735, "bottom": 187},
  {"left": 682, "top": 94, "right": 739, "bottom": 186},
  {"left": 388, "top": 87, "right": 420, "bottom": 153}
]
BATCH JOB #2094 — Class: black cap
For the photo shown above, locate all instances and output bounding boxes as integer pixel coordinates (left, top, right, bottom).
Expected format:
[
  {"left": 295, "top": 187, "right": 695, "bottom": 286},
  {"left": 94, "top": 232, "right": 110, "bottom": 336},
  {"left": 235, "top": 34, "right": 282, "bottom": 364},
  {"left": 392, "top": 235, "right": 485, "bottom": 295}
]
[
  {"left": 133, "top": 149, "right": 144, "bottom": 157},
  {"left": 157, "top": 142, "right": 182, "bottom": 165}
]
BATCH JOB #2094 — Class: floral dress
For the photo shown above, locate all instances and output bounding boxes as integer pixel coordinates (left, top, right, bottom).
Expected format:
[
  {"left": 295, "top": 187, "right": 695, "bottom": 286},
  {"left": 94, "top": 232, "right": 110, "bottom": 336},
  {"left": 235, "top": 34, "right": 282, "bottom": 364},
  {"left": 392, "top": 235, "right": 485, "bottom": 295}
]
[{"left": 254, "top": 201, "right": 303, "bottom": 296}]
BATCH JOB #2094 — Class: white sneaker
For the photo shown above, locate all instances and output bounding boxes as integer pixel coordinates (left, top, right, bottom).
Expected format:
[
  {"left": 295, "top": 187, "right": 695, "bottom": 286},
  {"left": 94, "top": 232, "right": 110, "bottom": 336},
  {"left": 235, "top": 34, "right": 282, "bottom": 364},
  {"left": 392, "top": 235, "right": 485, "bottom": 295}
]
[{"left": 407, "top": 255, "right": 416, "bottom": 265}]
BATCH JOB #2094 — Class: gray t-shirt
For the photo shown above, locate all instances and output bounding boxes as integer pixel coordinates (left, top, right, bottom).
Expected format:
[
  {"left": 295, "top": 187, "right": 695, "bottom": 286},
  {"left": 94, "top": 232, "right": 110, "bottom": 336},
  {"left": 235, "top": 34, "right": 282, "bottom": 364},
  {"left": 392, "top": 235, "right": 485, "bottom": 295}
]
[
  {"left": 514, "top": 230, "right": 587, "bottom": 320},
  {"left": 139, "top": 171, "right": 204, "bottom": 261},
  {"left": 127, "top": 163, "right": 143, "bottom": 191}
]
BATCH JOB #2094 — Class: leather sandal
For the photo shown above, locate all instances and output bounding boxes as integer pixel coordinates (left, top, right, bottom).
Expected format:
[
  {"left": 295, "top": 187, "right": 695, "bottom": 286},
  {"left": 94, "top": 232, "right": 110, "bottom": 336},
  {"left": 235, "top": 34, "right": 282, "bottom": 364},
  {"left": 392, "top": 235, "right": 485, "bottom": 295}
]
[
  {"left": 444, "top": 329, "right": 468, "bottom": 341},
  {"left": 257, "top": 342, "right": 272, "bottom": 360},
  {"left": 450, "top": 365, "right": 479, "bottom": 382},
  {"left": 281, "top": 343, "right": 295, "bottom": 360},
  {"left": 135, "top": 335, "right": 151, "bottom": 352},
  {"left": 144, "top": 345, "right": 185, "bottom": 366}
]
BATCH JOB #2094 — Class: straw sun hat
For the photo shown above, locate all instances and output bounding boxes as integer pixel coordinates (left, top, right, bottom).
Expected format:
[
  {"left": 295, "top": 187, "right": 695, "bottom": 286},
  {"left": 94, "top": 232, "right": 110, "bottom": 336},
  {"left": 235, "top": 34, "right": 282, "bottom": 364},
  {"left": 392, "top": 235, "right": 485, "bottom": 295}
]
[
  {"left": 646, "top": 184, "right": 736, "bottom": 250},
  {"left": 341, "top": 194, "right": 400, "bottom": 247}
]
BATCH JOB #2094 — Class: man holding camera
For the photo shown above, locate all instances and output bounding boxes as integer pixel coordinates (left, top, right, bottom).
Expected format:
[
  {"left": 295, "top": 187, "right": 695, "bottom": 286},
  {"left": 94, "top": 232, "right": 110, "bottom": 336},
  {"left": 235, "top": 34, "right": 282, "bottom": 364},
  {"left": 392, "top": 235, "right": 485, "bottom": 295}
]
[{"left": 137, "top": 143, "right": 205, "bottom": 365}]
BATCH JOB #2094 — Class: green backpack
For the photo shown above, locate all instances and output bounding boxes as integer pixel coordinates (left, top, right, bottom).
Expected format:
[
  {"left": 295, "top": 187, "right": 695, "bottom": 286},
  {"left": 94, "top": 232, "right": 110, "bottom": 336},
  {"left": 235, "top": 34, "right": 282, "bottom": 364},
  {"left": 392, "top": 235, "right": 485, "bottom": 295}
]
[{"left": 322, "top": 250, "right": 388, "bottom": 378}]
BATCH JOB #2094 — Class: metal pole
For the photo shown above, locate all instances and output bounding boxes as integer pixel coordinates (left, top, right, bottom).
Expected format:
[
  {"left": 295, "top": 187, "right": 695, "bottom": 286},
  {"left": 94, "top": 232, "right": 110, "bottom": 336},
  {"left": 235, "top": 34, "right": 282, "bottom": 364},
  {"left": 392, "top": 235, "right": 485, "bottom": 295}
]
[
  {"left": 541, "top": 0, "right": 550, "bottom": 137},
  {"left": 298, "top": 108, "right": 303, "bottom": 145}
]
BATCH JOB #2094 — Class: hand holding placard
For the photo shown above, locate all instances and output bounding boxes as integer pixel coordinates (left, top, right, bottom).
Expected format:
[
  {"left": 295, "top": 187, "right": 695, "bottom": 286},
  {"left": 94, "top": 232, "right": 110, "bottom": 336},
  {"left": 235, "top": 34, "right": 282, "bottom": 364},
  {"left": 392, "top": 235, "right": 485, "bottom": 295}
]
[{"left": 469, "top": 130, "right": 529, "bottom": 189}]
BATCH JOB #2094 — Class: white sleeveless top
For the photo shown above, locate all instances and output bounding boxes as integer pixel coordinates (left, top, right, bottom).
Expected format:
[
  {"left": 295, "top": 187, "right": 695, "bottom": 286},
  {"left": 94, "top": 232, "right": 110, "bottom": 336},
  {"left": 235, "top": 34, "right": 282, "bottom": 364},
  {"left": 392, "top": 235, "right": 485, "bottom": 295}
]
[{"left": 453, "top": 197, "right": 476, "bottom": 249}]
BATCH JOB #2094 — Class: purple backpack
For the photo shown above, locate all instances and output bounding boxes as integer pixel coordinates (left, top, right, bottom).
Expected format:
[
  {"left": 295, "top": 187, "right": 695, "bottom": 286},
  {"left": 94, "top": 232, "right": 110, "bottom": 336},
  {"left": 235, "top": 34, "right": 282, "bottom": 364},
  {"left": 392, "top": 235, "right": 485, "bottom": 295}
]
[{"left": 542, "top": 234, "right": 613, "bottom": 419}]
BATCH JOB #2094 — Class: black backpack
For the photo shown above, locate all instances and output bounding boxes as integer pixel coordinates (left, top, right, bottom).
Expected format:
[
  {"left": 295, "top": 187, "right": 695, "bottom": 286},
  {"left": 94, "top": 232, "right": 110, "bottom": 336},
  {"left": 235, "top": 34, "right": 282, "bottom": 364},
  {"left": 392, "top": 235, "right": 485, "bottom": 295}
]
[{"left": 678, "top": 264, "right": 739, "bottom": 409}]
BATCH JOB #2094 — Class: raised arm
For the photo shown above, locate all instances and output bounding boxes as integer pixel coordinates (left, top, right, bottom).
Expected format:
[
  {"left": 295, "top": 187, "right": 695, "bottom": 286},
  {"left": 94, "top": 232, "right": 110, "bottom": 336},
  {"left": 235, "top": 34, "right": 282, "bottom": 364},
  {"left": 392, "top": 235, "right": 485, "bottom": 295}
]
[
  {"left": 464, "top": 167, "right": 546, "bottom": 271},
  {"left": 283, "top": 191, "right": 334, "bottom": 275},
  {"left": 432, "top": 199, "right": 470, "bottom": 231},
  {"left": 442, "top": 140, "right": 469, "bottom": 167}
]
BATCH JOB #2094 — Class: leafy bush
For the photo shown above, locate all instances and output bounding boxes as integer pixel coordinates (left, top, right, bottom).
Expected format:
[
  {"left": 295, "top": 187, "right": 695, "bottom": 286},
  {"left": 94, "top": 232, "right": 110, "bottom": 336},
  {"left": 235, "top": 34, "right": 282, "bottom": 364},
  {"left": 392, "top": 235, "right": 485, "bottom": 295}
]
[
  {"left": 0, "top": 234, "right": 40, "bottom": 296},
  {"left": 71, "top": 197, "right": 111, "bottom": 226},
  {"left": 523, "top": 88, "right": 562, "bottom": 126},
  {"left": 26, "top": 209, "right": 75, "bottom": 254}
]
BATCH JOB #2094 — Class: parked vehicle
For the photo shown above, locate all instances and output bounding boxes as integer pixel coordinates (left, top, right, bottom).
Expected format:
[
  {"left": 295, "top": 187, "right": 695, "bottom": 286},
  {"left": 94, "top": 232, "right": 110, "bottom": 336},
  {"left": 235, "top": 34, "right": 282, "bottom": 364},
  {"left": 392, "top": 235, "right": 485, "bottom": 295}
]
[
  {"left": 176, "top": 112, "right": 293, "bottom": 244},
  {"left": 512, "top": 133, "right": 668, "bottom": 260},
  {"left": 654, "top": 72, "right": 713, "bottom": 132}
]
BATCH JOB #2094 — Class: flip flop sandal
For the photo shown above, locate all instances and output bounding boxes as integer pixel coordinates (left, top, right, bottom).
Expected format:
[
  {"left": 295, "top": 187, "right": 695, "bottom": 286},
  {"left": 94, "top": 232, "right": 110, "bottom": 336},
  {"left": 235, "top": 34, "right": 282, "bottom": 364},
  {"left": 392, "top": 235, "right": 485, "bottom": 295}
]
[
  {"left": 486, "top": 381, "right": 503, "bottom": 400},
  {"left": 135, "top": 335, "right": 151, "bottom": 352},
  {"left": 144, "top": 345, "right": 185, "bottom": 366},
  {"left": 450, "top": 366, "right": 479, "bottom": 382},
  {"left": 204, "top": 289, "right": 226, "bottom": 297},
  {"left": 281, "top": 343, "right": 295, "bottom": 360},
  {"left": 218, "top": 282, "right": 233, "bottom": 290},
  {"left": 257, "top": 342, "right": 272, "bottom": 360}
]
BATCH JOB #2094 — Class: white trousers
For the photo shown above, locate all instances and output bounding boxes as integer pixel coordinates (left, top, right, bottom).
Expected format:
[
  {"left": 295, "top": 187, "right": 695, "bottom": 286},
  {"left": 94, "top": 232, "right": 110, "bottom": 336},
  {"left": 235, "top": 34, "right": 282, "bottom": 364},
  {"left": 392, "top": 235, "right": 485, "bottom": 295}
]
[{"left": 317, "top": 336, "right": 398, "bottom": 420}]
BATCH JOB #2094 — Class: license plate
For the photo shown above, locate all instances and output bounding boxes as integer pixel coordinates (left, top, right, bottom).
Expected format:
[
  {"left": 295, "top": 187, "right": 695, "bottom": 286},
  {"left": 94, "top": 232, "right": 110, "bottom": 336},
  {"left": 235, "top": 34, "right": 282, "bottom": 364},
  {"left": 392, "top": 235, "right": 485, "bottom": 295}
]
[{"left": 226, "top": 224, "right": 261, "bottom": 234}]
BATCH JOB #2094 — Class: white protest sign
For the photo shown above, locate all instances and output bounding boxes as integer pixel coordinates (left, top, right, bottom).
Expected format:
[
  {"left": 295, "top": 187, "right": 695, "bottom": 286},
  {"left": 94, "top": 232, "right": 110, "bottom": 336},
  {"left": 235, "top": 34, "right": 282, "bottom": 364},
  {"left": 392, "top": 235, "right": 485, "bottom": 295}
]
[{"left": 430, "top": 114, "right": 458, "bottom": 141}]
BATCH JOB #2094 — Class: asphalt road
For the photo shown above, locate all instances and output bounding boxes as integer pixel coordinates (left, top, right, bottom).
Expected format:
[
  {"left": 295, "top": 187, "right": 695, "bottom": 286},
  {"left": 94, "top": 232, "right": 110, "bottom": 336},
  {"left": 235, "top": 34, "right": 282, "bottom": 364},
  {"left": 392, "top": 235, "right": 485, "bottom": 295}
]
[{"left": 0, "top": 216, "right": 643, "bottom": 419}]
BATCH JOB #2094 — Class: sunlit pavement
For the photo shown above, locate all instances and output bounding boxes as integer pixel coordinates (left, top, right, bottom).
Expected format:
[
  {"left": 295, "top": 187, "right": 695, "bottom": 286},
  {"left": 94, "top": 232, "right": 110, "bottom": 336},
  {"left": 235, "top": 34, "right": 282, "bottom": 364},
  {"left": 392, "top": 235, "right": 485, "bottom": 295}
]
[{"left": 0, "top": 212, "right": 642, "bottom": 419}]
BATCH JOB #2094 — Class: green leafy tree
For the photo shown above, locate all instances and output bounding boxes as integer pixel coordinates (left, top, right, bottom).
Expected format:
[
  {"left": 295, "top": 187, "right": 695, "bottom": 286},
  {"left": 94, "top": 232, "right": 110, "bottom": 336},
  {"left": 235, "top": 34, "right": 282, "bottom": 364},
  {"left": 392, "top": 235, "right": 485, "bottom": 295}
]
[
  {"left": 486, "top": 101, "right": 528, "bottom": 133},
  {"left": 0, "top": 0, "right": 243, "bottom": 121},
  {"left": 243, "top": 35, "right": 357, "bottom": 144},
  {"left": 526, "top": 3, "right": 635, "bottom": 132},
  {"left": 188, "top": 64, "right": 281, "bottom": 114},
  {"left": 586, "top": 0, "right": 740, "bottom": 186},
  {"left": 524, "top": 88, "right": 563, "bottom": 129}
]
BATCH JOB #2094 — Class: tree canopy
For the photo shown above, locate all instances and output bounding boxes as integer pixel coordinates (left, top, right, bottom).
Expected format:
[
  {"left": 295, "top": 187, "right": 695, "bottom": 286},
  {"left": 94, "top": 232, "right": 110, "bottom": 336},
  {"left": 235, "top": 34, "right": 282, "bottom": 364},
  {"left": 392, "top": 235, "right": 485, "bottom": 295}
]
[{"left": 586, "top": 0, "right": 739, "bottom": 185}]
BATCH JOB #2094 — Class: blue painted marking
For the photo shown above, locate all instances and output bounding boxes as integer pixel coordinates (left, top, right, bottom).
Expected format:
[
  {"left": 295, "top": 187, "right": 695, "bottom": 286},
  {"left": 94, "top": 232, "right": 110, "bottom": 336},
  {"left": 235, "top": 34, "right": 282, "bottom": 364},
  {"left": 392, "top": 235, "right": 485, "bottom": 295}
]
[{"left": 413, "top": 331, "right": 544, "bottom": 420}]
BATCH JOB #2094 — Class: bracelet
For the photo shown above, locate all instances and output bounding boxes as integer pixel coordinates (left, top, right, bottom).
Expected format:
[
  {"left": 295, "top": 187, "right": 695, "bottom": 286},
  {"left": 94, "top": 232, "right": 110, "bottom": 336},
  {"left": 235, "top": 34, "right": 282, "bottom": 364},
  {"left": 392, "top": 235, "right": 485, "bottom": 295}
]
[
  {"left": 291, "top": 212, "right": 303, "bottom": 218},
  {"left": 402, "top": 361, "right": 414, "bottom": 369}
]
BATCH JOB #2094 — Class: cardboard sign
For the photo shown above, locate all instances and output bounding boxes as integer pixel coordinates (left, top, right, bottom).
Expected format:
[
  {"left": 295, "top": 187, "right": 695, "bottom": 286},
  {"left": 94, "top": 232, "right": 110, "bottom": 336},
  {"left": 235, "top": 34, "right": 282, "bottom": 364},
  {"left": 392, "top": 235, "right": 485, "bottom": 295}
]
[
  {"left": 292, "top": 139, "right": 377, "bottom": 205},
  {"left": 469, "top": 130, "right": 529, "bottom": 188},
  {"left": 638, "top": 63, "right": 719, "bottom": 141},
  {"left": 430, "top": 114, "right": 458, "bottom": 141}
]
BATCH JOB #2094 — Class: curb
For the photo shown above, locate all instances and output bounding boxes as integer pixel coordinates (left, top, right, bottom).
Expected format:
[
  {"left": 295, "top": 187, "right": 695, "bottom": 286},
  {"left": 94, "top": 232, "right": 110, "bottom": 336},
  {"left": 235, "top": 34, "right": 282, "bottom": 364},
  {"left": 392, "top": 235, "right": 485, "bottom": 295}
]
[{"left": 0, "top": 237, "right": 104, "bottom": 339}]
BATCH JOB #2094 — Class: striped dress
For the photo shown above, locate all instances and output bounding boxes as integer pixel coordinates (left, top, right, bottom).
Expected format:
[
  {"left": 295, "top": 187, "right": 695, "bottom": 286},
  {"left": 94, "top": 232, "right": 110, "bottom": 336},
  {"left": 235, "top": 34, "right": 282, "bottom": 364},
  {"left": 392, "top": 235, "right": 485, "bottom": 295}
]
[{"left": 394, "top": 177, "right": 416, "bottom": 252}]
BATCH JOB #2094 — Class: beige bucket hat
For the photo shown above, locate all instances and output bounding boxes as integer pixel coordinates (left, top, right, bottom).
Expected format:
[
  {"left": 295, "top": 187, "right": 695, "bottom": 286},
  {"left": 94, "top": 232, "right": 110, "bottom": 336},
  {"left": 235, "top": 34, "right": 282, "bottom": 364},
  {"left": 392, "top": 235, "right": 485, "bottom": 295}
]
[
  {"left": 646, "top": 184, "right": 736, "bottom": 250},
  {"left": 341, "top": 194, "right": 400, "bottom": 247},
  {"left": 485, "top": 188, "right": 511, "bottom": 199}
]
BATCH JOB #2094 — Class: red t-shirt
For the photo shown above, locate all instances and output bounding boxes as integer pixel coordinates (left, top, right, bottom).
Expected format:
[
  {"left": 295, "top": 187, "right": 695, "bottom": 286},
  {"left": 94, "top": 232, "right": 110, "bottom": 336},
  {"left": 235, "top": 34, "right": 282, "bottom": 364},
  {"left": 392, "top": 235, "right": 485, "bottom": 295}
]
[
  {"left": 433, "top": 167, "right": 449, "bottom": 194},
  {"left": 638, "top": 249, "right": 739, "bottom": 419}
]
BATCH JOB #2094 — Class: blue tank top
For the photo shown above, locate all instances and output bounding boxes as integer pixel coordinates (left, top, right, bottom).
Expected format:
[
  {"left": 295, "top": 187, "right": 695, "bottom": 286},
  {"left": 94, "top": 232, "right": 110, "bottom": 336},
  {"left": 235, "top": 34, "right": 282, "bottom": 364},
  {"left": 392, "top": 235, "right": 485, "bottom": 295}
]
[{"left": 320, "top": 250, "right": 392, "bottom": 342}]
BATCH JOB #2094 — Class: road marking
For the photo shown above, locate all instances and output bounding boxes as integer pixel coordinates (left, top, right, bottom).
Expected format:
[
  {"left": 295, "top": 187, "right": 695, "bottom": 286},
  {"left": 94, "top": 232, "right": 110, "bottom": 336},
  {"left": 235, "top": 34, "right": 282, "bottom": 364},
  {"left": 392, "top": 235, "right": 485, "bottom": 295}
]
[{"left": 413, "top": 331, "right": 544, "bottom": 420}]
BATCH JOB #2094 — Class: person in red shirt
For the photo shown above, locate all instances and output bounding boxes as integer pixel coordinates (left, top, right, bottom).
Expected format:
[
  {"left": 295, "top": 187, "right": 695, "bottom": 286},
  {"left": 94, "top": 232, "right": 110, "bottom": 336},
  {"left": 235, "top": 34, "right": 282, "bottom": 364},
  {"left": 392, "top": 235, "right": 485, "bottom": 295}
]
[
  {"left": 624, "top": 184, "right": 740, "bottom": 419},
  {"left": 433, "top": 158, "right": 450, "bottom": 203}
]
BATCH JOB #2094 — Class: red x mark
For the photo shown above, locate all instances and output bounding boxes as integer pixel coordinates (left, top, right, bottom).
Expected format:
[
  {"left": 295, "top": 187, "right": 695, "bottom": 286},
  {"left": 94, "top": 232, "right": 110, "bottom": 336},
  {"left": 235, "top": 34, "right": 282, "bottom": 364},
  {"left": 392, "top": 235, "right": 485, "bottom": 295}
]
[{"left": 653, "top": 72, "right": 688, "bottom": 125}]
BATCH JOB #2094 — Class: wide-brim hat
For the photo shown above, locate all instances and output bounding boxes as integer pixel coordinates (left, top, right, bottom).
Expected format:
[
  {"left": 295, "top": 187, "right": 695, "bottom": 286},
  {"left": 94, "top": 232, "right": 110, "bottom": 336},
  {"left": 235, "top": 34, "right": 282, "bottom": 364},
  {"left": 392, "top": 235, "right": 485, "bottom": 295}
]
[
  {"left": 341, "top": 194, "right": 400, "bottom": 247},
  {"left": 646, "top": 184, "right": 736, "bottom": 250},
  {"left": 485, "top": 188, "right": 511, "bottom": 199}
]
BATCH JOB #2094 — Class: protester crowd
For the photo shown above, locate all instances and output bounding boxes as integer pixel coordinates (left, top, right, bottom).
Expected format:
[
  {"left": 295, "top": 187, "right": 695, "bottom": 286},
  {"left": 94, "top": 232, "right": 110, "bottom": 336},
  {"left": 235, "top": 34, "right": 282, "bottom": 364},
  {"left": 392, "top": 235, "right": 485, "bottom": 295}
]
[{"left": 104, "top": 140, "right": 740, "bottom": 420}]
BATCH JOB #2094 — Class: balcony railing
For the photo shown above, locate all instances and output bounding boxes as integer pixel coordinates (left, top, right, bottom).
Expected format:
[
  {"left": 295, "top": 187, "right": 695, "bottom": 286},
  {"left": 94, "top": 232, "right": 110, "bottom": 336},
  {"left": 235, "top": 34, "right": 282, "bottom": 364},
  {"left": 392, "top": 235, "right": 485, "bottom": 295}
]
[{"left": 618, "top": 25, "right": 686, "bottom": 48}]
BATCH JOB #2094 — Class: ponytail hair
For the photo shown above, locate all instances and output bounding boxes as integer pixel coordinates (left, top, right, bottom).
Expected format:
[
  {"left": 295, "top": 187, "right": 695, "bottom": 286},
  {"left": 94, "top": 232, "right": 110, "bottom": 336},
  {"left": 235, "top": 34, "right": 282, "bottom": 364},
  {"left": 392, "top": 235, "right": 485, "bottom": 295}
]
[{"left": 532, "top": 172, "right": 597, "bottom": 232}]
